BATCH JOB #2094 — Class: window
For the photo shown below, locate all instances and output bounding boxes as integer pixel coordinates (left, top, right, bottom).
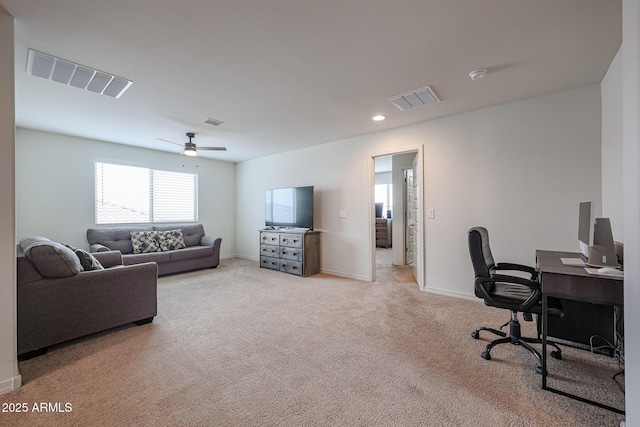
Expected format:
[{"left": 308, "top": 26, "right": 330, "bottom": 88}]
[
  {"left": 95, "top": 162, "right": 198, "bottom": 224},
  {"left": 375, "top": 184, "right": 393, "bottom": 217}
]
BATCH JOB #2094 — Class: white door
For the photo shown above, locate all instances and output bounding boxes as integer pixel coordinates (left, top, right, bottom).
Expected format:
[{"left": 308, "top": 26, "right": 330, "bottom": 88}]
[
  {"left": 411, "top": 155, "right": 419, "bottom": 281},
  {"left": 404, "top": 167, "right": 415, "bottom": 265}
]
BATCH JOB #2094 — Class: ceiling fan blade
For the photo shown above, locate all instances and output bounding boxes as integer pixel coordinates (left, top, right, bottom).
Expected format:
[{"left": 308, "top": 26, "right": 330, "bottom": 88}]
[
  {"left": 196, "top": 146, "right": 227, "bottom": 151},
  {"left": 155, "top": 137, "right": 184, "bottom": 147}
]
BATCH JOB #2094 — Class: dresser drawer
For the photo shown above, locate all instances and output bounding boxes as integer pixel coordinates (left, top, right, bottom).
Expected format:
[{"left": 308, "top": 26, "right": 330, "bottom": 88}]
[
  {"left": 280, "top": 246, "right": 303, "bottom": 261},
  {"left": 260, "top": 232, "right": 280, "bottom": 245},
  {"left": 280, "top": 233, "right": 303, "bottom": 248},
  {"left": 260, "top": 256, "right": 280, "bottom": 270},
  {"left": 279, "top": 259, "right": 303, "bottom": 276},
  {"left": 260, "top": 244, "right": 279, "bottom": 257}
]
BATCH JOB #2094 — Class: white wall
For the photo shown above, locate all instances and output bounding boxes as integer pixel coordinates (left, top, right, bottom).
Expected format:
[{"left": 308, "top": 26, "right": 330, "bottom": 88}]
[
  {"left": 601, "top": 46, "right": 624, "bottom": 241},
  {"left": 622, "top": 0, "right": 640, "bottom": 421},
  {"left": 0, "top": 6, "right": 21, "bottom": 393},
  {"left": 15, "top": 129, "right": 237, "bottom": 256},
  {"left": 236, "top": 85, "right": 603, "bottom": 294}
]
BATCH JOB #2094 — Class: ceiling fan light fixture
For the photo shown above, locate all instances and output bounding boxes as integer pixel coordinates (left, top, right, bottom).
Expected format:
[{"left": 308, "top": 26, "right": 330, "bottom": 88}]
[{"left": 184, "top": 148, "right": 198, "bottom": 156}]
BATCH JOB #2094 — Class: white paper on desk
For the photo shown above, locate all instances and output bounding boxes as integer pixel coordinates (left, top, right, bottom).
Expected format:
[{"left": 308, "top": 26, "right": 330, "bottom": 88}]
[
  {"left": 561, "top": 257, "right": 585, "bottom": 266},
  {"left": 584, "top": 267, "right": 624, "bottom": 277}
]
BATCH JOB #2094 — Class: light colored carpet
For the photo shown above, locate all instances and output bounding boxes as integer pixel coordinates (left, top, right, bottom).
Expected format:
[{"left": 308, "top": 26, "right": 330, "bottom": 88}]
[{"left": 1, "top": 258, "right": 625, "bottom": 426}]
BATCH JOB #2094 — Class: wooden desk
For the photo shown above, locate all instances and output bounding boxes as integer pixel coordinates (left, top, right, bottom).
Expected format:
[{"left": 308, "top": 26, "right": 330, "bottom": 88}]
[{"left": 536, "top": 250, "right": 624, "bottom": 414}]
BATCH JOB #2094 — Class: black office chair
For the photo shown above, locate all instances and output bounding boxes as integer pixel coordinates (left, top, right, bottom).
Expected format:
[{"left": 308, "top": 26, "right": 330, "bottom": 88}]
[{"left": 468, "top": 227, "right": 563, "bottom": 374}]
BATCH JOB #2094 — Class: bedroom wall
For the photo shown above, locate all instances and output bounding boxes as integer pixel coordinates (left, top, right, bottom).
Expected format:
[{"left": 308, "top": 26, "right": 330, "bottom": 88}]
[
  {"left": 0, "top": 5, "right": 21, "bottom": 394},
  {"left": 601, "top": 45, "right": 624, "bottom": 241},
  {"left": 236, "top": 84, "right": 603, "bottom": 297},
  {"left": 622, "top": 0, "right": 640, "bottom": 420},
  {"left": 15, "top": 128, "right": 237, "bottom": 257}
]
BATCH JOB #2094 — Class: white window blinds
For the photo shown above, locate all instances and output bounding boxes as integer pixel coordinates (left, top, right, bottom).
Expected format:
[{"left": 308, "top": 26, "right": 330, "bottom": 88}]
[{"left": 95, "top": 162, "right": 198, "bottom": 224}]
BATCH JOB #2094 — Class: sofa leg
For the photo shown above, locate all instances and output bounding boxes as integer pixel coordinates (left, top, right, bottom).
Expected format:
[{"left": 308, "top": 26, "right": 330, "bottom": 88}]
[
  {"left": 134, "top": 317, "right": 154, "bottom": 326},
  {"left": 18, "top": 347, "right": 48, "bottom": 361}
]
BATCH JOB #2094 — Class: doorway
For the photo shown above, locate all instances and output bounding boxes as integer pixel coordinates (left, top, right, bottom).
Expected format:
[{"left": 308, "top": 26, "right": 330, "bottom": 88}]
[{"left": 372, "top": 149, "right": 422, "bottom": 287}]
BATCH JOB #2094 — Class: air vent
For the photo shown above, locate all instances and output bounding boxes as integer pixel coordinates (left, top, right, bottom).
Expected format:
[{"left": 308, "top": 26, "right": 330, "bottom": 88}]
[
  {"left": 204, "top": 117, "right": 225, "bottom": 126},
  {"left": 388, "top": 86, "right": 440, "bottom": 111},
  {"left": 26, "top": 49, "right": 133, "bottom": 99}
]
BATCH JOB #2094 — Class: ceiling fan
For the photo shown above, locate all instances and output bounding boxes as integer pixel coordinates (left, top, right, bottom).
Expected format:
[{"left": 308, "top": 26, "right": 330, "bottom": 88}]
[{"left": 156, "top": 132, "right": 226, "bottom": 156}]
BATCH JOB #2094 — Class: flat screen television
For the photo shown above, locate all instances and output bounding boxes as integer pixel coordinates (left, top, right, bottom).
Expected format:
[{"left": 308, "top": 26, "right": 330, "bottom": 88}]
[{"left": 265, "top": 186, "right": 314, "bottom": 229}]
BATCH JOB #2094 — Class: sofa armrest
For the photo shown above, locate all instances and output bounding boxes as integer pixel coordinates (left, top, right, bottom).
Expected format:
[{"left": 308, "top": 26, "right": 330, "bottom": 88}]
[
  {"left": 93, "top": 250, "right": 123, "bottom": 268},
  {"left": 201, "top": 235, "right": 217, "bottom": 246},
  {"left": 90, "top": 243, "right": 111, "bottom": 253},
  {"left": 200, "top": 236, "right": 222, "bottom": 267}
]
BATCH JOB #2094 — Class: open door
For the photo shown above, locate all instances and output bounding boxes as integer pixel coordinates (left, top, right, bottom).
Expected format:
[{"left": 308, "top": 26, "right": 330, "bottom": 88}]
[
  {"left": 404, "top": 167, "right": 415, "bottom": 265},
  {"left": 370, "top": 148, "right": 424, "bottom": 289}
]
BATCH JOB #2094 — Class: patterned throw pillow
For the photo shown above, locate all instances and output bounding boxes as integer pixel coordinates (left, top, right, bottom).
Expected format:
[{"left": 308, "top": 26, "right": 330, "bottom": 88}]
[
  {"left": 130, "top": 231, "right": 160, "bottom": 254},
  {"left": 157, "top": 229, "right": 187, "bottom": 251},
  {"left": 64, "top": 244, "right": 105, "bottom": 271}
]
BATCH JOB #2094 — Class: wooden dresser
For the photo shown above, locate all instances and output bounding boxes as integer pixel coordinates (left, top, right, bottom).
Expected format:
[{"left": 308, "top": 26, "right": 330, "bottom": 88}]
[
  {"left": 375, "top": 218, "right": 392, "bottom": 248},
  {"left": 259, "top": 229, "right": 321, "bottom": 277}
]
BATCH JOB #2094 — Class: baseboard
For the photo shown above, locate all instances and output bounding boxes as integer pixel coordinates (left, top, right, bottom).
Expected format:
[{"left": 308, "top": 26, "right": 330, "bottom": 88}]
[
  {"left": 0, "top": 374, "right": 22, "bottom": 395},
  {"left": 233, "top": 255, "right": 258, "bottom": 262},
  {"left": 423, "top": 286, "right": 479, "bottom": 302},
  {"left": 319, "top": 268, "right": 369, "bottom": 281}
]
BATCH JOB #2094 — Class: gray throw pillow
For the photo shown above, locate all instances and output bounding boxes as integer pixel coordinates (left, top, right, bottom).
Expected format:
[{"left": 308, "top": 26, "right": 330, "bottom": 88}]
[
  {"left": 157, "top": 229, "right": 187, "bottom": 251},
  {"left": 130, "top": 230, "right": 160, "bottom": 254},
  {"left": 64, "top": 244, "right": 105, "bottom": 271}
]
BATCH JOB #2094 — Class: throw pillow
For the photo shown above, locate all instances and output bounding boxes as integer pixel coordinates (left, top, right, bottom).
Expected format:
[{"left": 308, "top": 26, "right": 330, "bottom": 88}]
[
  {"left": 157, "top": 229, "right": 187, "bottom": 251},
  {"left": 64, "top": 244, "right": 105, "bottom": 271},
  {"left": 130, "top": 231, "right": 160, "bottom": 254},
  {"left": 20, "top": 238, "right": 84, "bottom": 278}
]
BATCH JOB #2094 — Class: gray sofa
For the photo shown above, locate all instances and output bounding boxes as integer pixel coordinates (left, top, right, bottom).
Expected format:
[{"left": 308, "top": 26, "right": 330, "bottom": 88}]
[
  {"left": 17, "top": 236, "right": 158, "bottom": 359},
  {"left": 87, "top": 223, "right": 221, "bottom": 276}
]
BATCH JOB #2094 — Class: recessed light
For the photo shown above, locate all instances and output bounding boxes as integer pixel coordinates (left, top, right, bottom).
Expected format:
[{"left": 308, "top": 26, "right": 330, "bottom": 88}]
[
  {"left": 469, "top": 69, "right": 487, "bottom": 81},
  {"left": 372, "top": 115, "right": 386, "bottom": 121}
]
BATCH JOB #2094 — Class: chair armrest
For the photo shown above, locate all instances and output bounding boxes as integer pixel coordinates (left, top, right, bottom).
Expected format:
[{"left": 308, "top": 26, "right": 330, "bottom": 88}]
[
  {"left": 90, "top": 243, "right": 112, "bottom": 253},
  {"left": 493, "top": 263, "right": 538, "bottom": 280},
  {"left": 92, "top": 250, "right": 123, "bottom": 268},
  {"left": 477, "top": 273, "right": 541, "bottom": 312}
]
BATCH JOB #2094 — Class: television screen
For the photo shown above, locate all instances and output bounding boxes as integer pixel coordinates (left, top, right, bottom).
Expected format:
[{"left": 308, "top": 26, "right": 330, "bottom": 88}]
[{"left": 265, "top": 186, "right": 314, "bottom": 229}]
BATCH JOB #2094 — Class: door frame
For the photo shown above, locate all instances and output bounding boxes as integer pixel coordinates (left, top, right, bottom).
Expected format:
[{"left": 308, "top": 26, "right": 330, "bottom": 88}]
[{"left": 369, "top": 145, "right": 425, "bottom": 290}]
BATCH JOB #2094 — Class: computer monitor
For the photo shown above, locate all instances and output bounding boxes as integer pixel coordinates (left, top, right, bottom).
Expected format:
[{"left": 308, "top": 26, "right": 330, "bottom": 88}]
[
  {"left": 586, "top": 218, "right": 620, "bottom": 268},
  {"left": 578, "top": 201, "right": 593, "bottom": 257}
]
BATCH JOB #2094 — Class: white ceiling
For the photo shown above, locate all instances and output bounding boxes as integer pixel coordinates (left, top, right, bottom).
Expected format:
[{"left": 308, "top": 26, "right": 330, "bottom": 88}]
[{"left": 2, "top": 0, "right": 621, "bottom": 163}]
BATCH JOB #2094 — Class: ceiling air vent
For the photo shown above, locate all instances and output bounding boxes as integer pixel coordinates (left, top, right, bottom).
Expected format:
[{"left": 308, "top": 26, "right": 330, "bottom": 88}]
[
  {"left": 26, "top": 49, "right": 133, "bottom": 99},
  {"left": 204, "top": 117, "right": 225, "bottom": 126},
  {"left": 388, "top": 86, "right": 440, "bottom": 111}
]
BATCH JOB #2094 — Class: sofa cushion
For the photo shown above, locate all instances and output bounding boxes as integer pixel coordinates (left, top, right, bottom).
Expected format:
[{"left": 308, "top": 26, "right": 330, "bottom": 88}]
[
  {"left": 131, "top": 231, "right": 160, "bottom": 254},
  {"left": 157, "top": 229, "right": 187, "bottom": 251},
  {"left": 64, "top": 244, "right": 104, "bottom": 271},
  {"left": 169, "top": 245, "right": 214, "bottom": 262},
  {"left": 19, "top": 236, "right": 83, "bottom": 278},
  {"left": 123, "top": 251, "right": 171, "bottom": 265}
]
